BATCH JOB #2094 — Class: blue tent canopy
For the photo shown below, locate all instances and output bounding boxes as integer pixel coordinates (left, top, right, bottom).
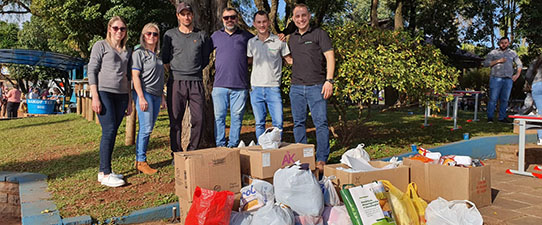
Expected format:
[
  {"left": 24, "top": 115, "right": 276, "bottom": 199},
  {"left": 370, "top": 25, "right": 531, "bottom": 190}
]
[{"left": 0, "top": 49, "right": 86, "bottom": 71}]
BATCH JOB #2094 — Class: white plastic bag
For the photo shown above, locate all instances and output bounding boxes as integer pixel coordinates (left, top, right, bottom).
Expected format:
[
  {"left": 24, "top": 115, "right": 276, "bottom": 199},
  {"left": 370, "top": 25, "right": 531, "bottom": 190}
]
[
  {"left": 230, "top": 211, "right": 253, "bottom": 225},
  {"left": 240, "top": 179, "right": 275, "bottom": 212},
  {"left": 322, "top": 205, "right": 353, "bottom": 225},
  {"left": 295, "top": 215, "right": 324, "bottom": 225},
  {"left": 425, "top": 197, "right": 483, "bottom": 225},
  {"left": 274, "top": 162, "right": 324, "bottom": 216},
  {"left": 250, "top": 203, "right": 295, "bottom": 225},
  {"left": 258, "top": 127, "right": 282, "bottom": 149},
  {"left": 319, "top": 176, "right": 341, "bottom": 206},
  {"left": 340, "top": 144, "right": 378, "bottom": 171}
]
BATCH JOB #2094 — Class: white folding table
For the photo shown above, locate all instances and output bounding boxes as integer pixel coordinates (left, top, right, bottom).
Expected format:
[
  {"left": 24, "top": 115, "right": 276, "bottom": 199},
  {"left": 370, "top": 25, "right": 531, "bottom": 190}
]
[{"left": 508, "top": 115, "right": 542, "bottom": 178}]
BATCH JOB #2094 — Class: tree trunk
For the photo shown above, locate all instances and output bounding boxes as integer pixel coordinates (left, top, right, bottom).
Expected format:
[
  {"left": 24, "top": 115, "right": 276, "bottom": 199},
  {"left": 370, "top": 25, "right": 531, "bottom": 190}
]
[
  {"left": 510, "top": 0, "right": 516, "bottom": 44},
  {"left": 371, "top": 0, "right": 379, "bottom": 28},
  {"left": 408, "top": 0, "right": 416, "bottom": 33},
  {"left": 394, "top": 0, "right": 403, "bottom": 30}
]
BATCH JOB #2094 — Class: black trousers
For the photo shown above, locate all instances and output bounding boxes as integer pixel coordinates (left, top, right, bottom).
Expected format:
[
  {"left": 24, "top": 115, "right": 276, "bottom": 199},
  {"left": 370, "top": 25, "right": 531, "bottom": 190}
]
[
  {"left": 167, "top": 79, "right": 205, "bottom": 153},
  {"left": 6, "top": 102, "right": 20, "bottom": 118}
]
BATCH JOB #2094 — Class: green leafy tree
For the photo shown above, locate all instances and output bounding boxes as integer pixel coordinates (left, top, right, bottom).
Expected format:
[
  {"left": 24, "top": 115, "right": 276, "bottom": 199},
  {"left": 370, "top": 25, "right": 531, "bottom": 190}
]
[
  {"left": 0, "top": 21, "right": 19, "bottom": 48},
  {"left": 329, "top": 22, "right": 459, "bottom": 145}
]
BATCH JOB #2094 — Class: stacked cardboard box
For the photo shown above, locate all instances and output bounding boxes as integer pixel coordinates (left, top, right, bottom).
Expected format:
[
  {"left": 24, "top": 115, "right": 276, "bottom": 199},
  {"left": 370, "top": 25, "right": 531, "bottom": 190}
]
[
  {"left": 239, "top": 143, "right": 316, "bottom": 180},
  {"left": 403, "top": 158, "right": 491, "bottom": 207},
  {"left": 174, "top": 147, "right": 243, "bottom": 222}
]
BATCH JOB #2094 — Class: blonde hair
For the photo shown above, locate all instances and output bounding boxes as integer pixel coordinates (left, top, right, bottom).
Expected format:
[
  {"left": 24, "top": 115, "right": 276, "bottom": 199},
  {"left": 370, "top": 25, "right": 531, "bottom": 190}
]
[
  {"left": 139, "top": 23, "right": 160, "bottom": 54},
  {"left": 105, "top": 16, "right": 128, "bottom": 51}
]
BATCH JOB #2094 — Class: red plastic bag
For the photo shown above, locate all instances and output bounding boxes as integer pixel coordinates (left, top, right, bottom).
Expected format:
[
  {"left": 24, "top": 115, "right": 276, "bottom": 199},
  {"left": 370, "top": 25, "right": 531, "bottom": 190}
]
[{"left": 185, "top": 186, "right": 235, "bottom": 225}]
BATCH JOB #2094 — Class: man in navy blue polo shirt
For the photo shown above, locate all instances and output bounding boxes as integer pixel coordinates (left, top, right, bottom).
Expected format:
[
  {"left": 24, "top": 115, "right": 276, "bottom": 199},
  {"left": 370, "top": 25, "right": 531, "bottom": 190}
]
[
  {"left": 211, "top": 8, "right": 254, "bottom": 147},
  {"left": 288, "top": 4, "right": 335, "bottom": 171}
]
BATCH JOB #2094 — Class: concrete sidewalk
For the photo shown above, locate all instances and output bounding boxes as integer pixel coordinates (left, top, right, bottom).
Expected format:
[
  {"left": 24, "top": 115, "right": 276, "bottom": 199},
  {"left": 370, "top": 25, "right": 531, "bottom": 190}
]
[{"left": 482, "top": 145, "right": 542, "bottom": 225}]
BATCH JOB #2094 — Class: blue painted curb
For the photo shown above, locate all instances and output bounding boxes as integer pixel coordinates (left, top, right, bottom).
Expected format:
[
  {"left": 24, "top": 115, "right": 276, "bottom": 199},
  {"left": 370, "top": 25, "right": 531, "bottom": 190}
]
[
  {"left": 104, "top": 202, "right": 180, "bottom": 224},
  {"left": 382, "top": 134, "right": 538, "bottom": 161},
  {"left": 0, "top": 172, "right": 62, "bottom": 225}
]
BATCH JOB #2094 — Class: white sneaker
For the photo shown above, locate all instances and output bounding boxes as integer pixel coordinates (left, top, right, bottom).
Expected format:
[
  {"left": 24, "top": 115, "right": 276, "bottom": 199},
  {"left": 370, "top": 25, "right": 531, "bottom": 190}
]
[
  {"left": 97, "top": 172, "right": 124, "bottom": 182},
  {"left": 537, "top": 139, "right": 542, "bottom": 146},
  {"left": 100, "top": 174, "right": 125, "bottom": 187}
]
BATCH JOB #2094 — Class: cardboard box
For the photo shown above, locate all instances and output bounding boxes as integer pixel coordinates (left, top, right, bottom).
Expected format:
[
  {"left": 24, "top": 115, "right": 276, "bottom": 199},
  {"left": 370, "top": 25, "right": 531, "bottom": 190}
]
[
  {"left": 239, "top": 143, "right": 315, "bottom": 179},
  {"left": 323, "top": 161, "right": 410, "bottom": 191},
  {"left": 174, "top": 148, "right": 242, "bottom": 201},
  {"left": 403, "top": 158, "right": 491, "bottom": 207}
]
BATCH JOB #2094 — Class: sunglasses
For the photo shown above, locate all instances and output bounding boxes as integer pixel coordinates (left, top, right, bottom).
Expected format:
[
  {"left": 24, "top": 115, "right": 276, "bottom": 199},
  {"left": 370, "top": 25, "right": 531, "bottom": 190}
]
[
  {"left": 222, "top": 15, "right": 238, "bottom": 21},
  {"left": 111, "top": 26, "right": 127, "bottom": 32},
  {"left": 145, "top": 32, "right": 159, "bottom": 37}
]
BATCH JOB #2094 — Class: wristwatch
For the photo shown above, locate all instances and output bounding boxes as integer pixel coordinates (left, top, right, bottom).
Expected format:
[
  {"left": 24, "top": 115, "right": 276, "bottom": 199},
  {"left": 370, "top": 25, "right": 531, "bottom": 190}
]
[{"left": 326, "top": 79, "right": 335, "bottom": 84}]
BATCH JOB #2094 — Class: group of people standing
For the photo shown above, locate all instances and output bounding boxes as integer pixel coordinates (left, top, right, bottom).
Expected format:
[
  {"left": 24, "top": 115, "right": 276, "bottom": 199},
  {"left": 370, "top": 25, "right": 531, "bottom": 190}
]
[{"left": 89, "top": 2, "right": 335, "bottom": 187}]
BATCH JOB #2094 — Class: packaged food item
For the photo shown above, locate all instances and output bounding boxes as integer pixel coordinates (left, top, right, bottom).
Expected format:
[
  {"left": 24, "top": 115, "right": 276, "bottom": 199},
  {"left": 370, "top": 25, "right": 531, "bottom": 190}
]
[
  {"left": 472, "top": 159, "right": 484, "bottom": 167},
  {"left": 410, "top": 155, "right": 434, "bottom": 163}
]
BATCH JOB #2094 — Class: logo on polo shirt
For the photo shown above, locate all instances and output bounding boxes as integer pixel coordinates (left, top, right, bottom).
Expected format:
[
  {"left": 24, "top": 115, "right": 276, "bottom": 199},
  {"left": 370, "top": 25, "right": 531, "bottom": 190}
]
[{"left": 304, "top": 41, "right": 313, "bottom": 45}]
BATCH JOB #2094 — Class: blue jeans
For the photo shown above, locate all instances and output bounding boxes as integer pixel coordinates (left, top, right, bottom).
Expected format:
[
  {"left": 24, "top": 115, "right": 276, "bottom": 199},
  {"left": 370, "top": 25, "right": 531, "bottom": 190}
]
[
  {"left": 212, "top": 87, "right": 248, "bottom": 147},
  {"left": 250, "top": 86, "right": 283, "bottom": 142},
  {"left": 97, "top": 91, "right": 129, "bottom": 174},
  {"left": 488, "top": 76, "right": 513, "bottom": 120},
  {"left": 289, "top": 84, "right": 330, "bottom": 162},
  {"left": 133, "top": 90, "right": 161, "bottom": 162},
  {"left": 531, "top": 82, "right": 542, "bottom": 139}
]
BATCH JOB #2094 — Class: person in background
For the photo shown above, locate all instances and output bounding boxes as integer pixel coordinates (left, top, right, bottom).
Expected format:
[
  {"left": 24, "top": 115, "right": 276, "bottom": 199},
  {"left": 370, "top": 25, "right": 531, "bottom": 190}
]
[
  {"left": 88, "top": 16, "right": 132, "bottom": 187},
  {"left": 211, "top": 7, "right": 253, "bottom": 147},
  {"left": 247, "top": 10, "right": 292, "bottom": 142},
  {"left": 132, "top": 23, "right": 166, "bottom": 174},
  {"left": 287, "top": 4, "right": 335, "bottom": 172},
  {"left": 6, "top": 84, "right": 22, "bottom": 118},
  {"left": 28, "top": 88, "right": 40, "bottom": 99},
  {"left": 0, "top": 82, "right": 5, "bottom": 118},
  {"left": 161, "top": 2, "right": 211, "bottom": 157},
  {"left": 525, "top": 56, "right": 542, "bottom": 145},
  {"left": 483, "top": 37, "right": 522, "bottom": 123}
]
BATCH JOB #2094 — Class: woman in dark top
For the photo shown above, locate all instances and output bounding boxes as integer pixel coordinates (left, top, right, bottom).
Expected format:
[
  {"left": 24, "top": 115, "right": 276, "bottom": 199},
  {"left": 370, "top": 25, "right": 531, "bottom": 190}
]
[
  {"left": 88, "top": 16, "right": 132, "bottom": 187},
  {"left": 132, "top": 23, "right": 165, "bottom": 174}
]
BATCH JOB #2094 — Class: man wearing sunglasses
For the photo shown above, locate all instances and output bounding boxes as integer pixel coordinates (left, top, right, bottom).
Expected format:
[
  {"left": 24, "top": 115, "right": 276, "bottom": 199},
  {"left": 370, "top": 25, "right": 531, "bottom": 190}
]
[
  {"left": 211, "top": 8, "right": 254, "bottom": 148},
  {"left": 287, "top": 4, "right": 335, "bottom": 172},
  {"left": 161, "top": 2, "right": 212, "bottom": 154}
]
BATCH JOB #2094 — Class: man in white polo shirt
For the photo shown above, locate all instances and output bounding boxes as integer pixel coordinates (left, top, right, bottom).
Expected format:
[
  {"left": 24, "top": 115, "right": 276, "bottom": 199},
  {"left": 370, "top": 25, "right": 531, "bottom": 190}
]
[{"left": 247, "top": 10, "right": 292, "bottom": 143}]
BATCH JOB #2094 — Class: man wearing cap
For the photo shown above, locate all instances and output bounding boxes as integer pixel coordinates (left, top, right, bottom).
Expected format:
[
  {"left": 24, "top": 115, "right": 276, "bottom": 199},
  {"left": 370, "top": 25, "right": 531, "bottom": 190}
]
[
  {"left": 287, "top": 4, "right": 335, "bottom": 171},
  {"left": 161, "top": 2, "right": 212, "bottom": 154},
  {"left": 247, "top": 10, "right": 292, "bottom": 142},
  {"left": 211, "top": 8, "right": 254, "bottom": 147}
]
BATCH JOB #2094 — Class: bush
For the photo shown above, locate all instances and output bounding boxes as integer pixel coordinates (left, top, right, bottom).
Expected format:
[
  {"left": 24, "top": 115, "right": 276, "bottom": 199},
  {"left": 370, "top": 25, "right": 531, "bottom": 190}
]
[{"left": 327, "top": 22, "right": 460, "bottom": 145}]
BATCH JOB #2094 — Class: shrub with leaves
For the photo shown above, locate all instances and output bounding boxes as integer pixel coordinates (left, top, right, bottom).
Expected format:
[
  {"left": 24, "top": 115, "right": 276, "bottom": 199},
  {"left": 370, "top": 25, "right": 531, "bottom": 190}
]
[{"left": 328, "top": 22, "right": 459, "bottom": 145}]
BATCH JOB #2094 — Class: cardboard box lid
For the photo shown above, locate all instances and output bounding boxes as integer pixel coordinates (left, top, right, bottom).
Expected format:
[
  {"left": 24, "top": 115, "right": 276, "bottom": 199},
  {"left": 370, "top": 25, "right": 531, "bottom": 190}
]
[
  {"left": 174, "top": 148, "right": 241, "bottom": 201},
  {"left": 239, "top": 143, "right": 315, "bottom": 179}
]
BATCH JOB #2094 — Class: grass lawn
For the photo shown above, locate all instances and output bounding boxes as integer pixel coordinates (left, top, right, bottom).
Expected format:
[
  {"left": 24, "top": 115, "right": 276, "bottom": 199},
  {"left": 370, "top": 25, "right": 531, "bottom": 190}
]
[{"left": 0, "top": 105, "right": 514, "bottom": 221}]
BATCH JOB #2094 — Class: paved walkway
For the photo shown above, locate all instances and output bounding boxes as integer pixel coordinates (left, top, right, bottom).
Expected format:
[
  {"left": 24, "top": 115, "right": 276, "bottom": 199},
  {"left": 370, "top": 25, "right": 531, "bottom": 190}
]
[{"left": 481, "top": 156, "right": 542, "bottom": 224}]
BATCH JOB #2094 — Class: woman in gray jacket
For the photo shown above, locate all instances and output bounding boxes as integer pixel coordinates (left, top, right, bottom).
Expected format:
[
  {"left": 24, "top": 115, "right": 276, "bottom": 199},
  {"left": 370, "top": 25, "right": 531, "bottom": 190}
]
[{"left": 88, "top": 16, "right": 132, "bottom": 187}]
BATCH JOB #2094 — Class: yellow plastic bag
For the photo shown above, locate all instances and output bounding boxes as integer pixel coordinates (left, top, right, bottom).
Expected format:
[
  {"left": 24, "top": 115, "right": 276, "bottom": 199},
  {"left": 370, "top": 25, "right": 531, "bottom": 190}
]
[
  {"left": 406, "top": 182, "right": 428, "bottom": 225},
  {"left": 380, "top": 180, "right": 419, "bottom": 225}
]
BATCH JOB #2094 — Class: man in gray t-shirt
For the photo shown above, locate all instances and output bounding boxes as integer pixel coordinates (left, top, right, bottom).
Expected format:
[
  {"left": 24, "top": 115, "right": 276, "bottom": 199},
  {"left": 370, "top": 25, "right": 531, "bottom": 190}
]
[
  {"left": 247, "top": 10, "right": 292, "bottom": 142},
  {"left": 483, "top": 37, "right": 522, "bottom": 123},
  {"left": 161, "top": 2, "right": 211, "bottom": 154}
]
